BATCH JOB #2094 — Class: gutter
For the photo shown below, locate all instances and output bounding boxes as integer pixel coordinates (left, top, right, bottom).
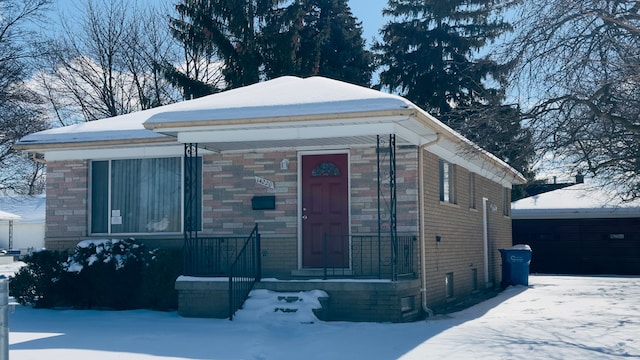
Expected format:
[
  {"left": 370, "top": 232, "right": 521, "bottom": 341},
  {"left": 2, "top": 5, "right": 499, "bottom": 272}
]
[{"left": 418, "top": 133, "right": 440, "bottom": 318}]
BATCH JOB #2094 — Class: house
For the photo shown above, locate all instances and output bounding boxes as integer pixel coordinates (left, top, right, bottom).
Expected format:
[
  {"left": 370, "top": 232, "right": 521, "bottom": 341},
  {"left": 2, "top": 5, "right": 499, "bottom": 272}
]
[
  {"left": 0, "top": 195, "right": 46, "bottom": 252},
  {"left": 15, "top": 76, "right": 525, "bottom": 322},
  {"left": 512, "top": 182, "right": 640, "bottom": 275}
]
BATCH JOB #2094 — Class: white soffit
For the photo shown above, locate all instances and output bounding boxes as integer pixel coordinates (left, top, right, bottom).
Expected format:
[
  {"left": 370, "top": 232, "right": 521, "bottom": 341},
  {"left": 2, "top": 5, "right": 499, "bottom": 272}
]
[
  {"left": 426, "top": 140, "right": 517, "bottom": 188},
  {"left": 176, "top": 120, "right": 409, "bottom": 144}
]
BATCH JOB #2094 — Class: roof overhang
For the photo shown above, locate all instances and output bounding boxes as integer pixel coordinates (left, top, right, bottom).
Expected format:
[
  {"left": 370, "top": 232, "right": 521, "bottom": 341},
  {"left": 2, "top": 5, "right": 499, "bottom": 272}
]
[
  {"left": 0, "top": 210, "right": 21, "bottom": 222},
  {"left": 144, "top": 108, "right": 525, "bottom": 187},
  {"left": 512, "top": 207, "right": 640, "bottom": 220},
  {"left": 14, "top": 77, "right": 526, "bottom": 187}
]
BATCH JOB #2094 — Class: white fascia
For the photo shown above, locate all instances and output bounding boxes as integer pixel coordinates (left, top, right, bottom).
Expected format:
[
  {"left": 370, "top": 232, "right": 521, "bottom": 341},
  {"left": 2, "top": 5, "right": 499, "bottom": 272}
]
[
  {"left": 176, "top": 122, "right": 402, "bottom": 144},
  {"left": 427, "top": 140, "right": 516, "bottom": 188},
  {"left": 43, "top": 144, "right": 195, "bottom": 161}
]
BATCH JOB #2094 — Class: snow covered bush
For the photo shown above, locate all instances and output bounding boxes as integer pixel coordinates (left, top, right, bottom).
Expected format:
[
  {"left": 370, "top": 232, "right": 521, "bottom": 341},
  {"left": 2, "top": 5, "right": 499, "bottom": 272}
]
[
  {"left": 10, "top": 239, "right": 181, "bottom": 311},
  {"left": 64, "top": 238, "right": 147, "bottom": 309},
  {"left": 10, "top": 250, "right": 71, "bottom": 308}
]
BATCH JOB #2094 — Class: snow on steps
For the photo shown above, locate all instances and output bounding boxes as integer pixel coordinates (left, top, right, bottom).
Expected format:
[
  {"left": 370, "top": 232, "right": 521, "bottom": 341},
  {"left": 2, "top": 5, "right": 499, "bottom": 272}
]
[{"left": 232, "top": 289, "right": 328, "bottom": 324}]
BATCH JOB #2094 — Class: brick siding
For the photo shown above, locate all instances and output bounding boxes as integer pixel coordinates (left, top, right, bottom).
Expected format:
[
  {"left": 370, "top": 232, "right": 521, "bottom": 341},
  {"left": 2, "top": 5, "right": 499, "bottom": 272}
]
[
  {"left": 420, "top": 151, "right": 512, "bottom": 310},
  {"left": 44, "top": 144, "right": 514, "bottom": 320}
]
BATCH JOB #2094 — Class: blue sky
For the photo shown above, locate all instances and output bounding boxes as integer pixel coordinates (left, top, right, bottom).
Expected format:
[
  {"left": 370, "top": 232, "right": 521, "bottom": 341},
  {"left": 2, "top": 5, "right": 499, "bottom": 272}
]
[
  {"left": 349, "top": 0, "right": 388, "bottom": 46},
  {"left": 48, "top": 0, "right": 387, "bottom": 48}
]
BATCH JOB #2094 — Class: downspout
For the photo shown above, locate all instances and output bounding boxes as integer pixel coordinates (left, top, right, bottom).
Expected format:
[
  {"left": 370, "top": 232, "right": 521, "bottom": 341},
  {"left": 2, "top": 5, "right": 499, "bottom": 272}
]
[
  {"left": 418, "top": 133, "right": 440, "bottom": 318},
  {"left": 482, "top": 197, "right": 489, "bottom": 287}
]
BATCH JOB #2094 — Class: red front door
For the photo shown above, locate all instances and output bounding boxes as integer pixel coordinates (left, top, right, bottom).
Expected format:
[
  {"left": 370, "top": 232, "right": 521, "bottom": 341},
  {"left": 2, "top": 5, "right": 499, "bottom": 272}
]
[{"left": 301, "top": 154, "right": 349, "bottom": 268}]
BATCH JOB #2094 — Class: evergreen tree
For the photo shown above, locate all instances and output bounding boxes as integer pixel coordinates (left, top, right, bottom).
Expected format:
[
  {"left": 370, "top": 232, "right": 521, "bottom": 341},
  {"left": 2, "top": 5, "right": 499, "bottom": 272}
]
[
  {"left": 167, "top": 0, "right": 373, "bottom": 95},
  {"left": 374, "top": 0, "right": 533, "bottom": 176},
  {"left": 169, "top": 0, "right": 273, "bottom": 94},
  {"left": 262, "top": 0, "right": 373, "bottom": 86}
]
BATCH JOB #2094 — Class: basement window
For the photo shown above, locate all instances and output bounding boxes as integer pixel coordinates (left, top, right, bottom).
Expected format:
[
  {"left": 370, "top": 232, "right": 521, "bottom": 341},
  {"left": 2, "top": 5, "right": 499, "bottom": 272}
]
[
  {"left": 445, "top": 272, "right": 455, "bottom": 298},
  {"left": 400, "top": 296, "right": 415, "bottom": 313},
  {"left": 471, "top": 268, "right": 478, "bottom": 292}
]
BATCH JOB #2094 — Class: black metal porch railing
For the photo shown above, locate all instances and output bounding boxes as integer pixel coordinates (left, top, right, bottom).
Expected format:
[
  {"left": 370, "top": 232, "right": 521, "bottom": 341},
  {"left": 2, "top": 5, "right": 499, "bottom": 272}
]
[
  {"left": 183, "top": 231, "right": 416, "bottom": 280},
  {"left": 228, "top": 224, "right": 261, "bottom": 320},
  {"left": 183, "top": 234, "right": 253, "bottom": 277},
  {"left": 320, "top": 233, "right": 418, "bottom": 280}
]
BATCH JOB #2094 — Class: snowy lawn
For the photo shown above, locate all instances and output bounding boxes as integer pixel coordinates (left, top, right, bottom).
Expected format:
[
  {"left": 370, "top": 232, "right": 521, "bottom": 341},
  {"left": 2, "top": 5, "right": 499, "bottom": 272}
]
[{"left": 7, "top": 274, "right": 640, "bottom": 360}]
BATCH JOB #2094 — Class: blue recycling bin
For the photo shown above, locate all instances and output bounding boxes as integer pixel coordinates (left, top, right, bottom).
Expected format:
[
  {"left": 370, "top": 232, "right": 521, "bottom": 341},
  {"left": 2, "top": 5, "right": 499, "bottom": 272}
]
[{"left": 499, "top": 245, "right": 532, "bottom": 287}]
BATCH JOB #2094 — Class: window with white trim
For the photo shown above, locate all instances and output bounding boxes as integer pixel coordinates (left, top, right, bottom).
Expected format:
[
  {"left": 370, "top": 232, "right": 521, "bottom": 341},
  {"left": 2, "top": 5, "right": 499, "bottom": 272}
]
[
  {"left": 90, "top": 157, "right": 201, "bottom": 234},
  {"left": 439, "top": 159, "right": 457, "bottom": 204}
]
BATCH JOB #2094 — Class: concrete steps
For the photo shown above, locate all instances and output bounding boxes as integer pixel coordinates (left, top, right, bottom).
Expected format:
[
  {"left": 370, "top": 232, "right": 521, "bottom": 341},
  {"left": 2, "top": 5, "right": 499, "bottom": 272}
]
[{"left": 233, "top": 289, "right": 329, "bottom": 324}]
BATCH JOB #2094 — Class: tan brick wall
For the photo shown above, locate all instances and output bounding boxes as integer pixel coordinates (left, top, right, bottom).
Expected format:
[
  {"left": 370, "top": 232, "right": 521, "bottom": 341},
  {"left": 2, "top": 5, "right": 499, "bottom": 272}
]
[
  {"left": 175, "top": 279, "right": 229, "bottom": 318},
  {"left": 350, "top": 146, "right": 419, "bottom": 234},
  {"left": 42, "top": 147, "right": 514, "bottom": 303},
  {"left": 420, "top": 151, "right": 512, "bottom": 310},
  {"left": 44, "top": 160, "right": 89, "bottom": 249},
  {"left": 199, "top": 147, "right": 419, "bottom": 277},
  {"left": 202, "top": 151, "right": 297, "bottom": 237}
]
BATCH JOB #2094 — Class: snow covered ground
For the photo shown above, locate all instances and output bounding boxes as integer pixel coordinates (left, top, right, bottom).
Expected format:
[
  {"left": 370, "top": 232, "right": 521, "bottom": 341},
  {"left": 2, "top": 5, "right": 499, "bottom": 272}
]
[{"left": 4, "top": 259, "right": 639, "bottom": 359}]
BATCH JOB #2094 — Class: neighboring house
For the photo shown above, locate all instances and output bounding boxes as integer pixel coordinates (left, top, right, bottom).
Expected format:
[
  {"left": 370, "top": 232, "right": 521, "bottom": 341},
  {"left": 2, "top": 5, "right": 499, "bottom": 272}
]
[
  {"left": 15, "top": 76, "right": 525, "bottom": 322},
  {"left": 0, "top": 195, "right": 46, "bottom": 251},
  {"left": 512, "top": 182, "right": 640, "bottom": 275}
]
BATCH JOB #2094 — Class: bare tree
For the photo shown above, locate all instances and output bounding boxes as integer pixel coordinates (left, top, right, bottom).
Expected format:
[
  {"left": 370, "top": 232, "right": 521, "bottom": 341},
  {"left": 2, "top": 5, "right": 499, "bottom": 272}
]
[
  {"left": 36, "top": 0, "right": 181, "bottom": 124},
  {"left": 503, "top": 0, "right": 640, "bottom": 200},
  {"left": 0, "top": 0, "right": 49, "bottom": 195}
]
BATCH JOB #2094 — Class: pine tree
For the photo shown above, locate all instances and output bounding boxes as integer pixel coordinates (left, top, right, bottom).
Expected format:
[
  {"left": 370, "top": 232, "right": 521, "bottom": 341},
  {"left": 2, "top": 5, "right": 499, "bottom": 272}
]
[
  {"left": 262, "top": 0, "right": 373, "bottom": 86},
  {"left": 169, "top": 0, "right": 273, "bottom": 94},
  {"left": 374, "top": 0, "right": 533, "bottom": 176},
  {"left": 167, "top": 0, "right": 373, "bottom": 95}
]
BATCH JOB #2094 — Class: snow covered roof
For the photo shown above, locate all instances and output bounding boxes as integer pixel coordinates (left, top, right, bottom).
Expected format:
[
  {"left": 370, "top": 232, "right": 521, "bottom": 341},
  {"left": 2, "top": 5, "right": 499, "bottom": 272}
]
[
  {"left": 0, "top": 195, "right": 45, "bottom": 223},
  {"left": 0, "top": 209, "right": 21, "bottom": 222},
  {"left": 15, "top": 106, "right": 174, "bottom": 147},
  {"left": 16, "top": 76, "right": 410, "bottom": 149},
  {"left": 143, "top": 76, "right": 411, "bottom": 126},
  {"left": 15, "top": 76, "right": 525, "bottom": 186},
  {"left": 511, "top": 182, "right": 640, "bottom": 219}
]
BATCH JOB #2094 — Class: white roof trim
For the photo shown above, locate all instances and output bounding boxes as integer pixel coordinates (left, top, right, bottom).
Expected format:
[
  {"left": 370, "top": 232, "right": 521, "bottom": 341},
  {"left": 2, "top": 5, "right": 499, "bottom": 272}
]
[
  {"left": 42, "top": 144, "right": 194, "bottom": 162},
  {"left": 512, "top": 207, "right": 640, "bottom": 219}
]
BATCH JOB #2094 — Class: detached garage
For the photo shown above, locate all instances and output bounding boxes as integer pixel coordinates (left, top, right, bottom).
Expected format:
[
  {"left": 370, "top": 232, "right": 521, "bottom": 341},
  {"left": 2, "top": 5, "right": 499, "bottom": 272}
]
[
  {"left": 0, "top": 195, "right": 46, "bottom": 252},
  {"left": 511, "top": 182, "right": 640, "bottom": 275}
]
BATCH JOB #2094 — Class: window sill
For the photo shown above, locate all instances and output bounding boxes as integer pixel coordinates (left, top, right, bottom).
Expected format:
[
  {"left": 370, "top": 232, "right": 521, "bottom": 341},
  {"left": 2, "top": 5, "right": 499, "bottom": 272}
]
[{"left": 439, "top": 201, "right": 460, "bottom": 209}]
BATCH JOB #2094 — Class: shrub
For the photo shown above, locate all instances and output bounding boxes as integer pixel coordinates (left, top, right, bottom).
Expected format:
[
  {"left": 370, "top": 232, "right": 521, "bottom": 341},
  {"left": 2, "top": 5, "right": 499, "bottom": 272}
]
[
  {"left": 140, "top": 248, "right": 183, "bottom": 311},
  {"left": 10, "top": 239, "right": 181, "bottom": 311},
  {"left": 10, "top": 250, "right": 70, "bottom": 308},
  {"left": 63, "top": 238, "right": 148, "bottom": 309}
]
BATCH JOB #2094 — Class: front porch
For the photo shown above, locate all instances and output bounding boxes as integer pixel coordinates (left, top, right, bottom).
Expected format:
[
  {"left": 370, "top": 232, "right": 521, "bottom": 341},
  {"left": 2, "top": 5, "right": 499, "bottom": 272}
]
[
  {"left": 183, "top": 233, "right": 417, "bottom": 280},
  {"left": 176, "top": 228, "right": 422, "bottom": 322},
  {"left": 176, "top": 276, "right": 423, "bottom": 323}
]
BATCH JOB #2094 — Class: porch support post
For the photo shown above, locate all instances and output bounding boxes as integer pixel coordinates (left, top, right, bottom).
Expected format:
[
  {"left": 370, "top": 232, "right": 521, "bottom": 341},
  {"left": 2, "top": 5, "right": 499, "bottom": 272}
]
[
  {"left": 7, "top": 221, "right": 12, "bottom": 250},
  {"left": 377, "top": 135, "right": 399, "bottom": 281},
  {"left": 377, "top": 135, "right": 382, "bottom": 278},
  {"left": 184, "top": 143, "right": 199, "bottom": 275},
  {"left": 389, "top": 134, "right": 398, "bottom": 282}
]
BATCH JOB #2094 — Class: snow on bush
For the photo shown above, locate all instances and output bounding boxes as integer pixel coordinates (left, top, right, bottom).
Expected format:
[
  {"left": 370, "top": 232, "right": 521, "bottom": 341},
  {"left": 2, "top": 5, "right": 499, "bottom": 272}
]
[
  {"left": 10, "top": 238, "right": 181, "bottom": 310},
  {"left": 63, "top": 238, "right": 145, "bottom": 273}
]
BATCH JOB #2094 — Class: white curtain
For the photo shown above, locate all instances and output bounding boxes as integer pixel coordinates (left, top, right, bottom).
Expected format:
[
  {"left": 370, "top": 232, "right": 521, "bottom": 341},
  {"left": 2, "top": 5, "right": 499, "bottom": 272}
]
[{"left": 110, "top": 158, "right": 181, "bottom": 233}]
